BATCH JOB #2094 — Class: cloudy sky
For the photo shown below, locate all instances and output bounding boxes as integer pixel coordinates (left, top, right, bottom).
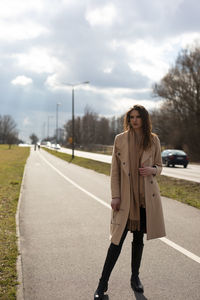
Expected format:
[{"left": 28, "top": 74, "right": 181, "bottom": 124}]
[{"left": 1, "top": 0, "right": 200, "bottom": 141}]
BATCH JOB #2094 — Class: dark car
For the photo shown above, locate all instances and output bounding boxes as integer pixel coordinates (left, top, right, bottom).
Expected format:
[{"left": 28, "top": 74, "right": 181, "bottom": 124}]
[{"left": 161, "top": 149, "right": 189, "bottom": 168}]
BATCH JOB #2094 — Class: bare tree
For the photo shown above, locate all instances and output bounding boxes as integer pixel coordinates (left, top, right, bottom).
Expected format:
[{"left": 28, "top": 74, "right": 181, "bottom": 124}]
[
  {"left": 0, "top": 115, "right": 18, "bottom": 147},
  {"left": 74, "top": 116, "right": 82, "bottom": 145},
  {"left": 95, "top": 117, "right": 110, "bottom": 145},
  {"left": 64, "top": 116, "right": 82, "bottom": 146},
  {"left": 153, "top": 46, "right": 200, "bottom": 160},
  {"left": 81, "top": 107, "right": 98, "bottom": 147},
  {"left": 151, "top": 103, "right": 185, "bottom": 149},
  {"left": 7, "top": 132, "right": 18, "bottom": 149},
  {"left": 29, "top": 133, "right": 39, "bottom": 145}
]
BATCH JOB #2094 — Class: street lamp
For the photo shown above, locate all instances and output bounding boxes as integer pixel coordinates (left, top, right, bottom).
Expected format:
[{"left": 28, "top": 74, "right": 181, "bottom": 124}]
[
  {"left": 47, "top": 115, "right": 54, "bottom": 139},
  {"left": 56, "top": 102, "right": 61, "bottom": 144},
  {"left": 63, "top": 81, "right": 89, "bottom": 158},
  {"left": 43, "top": 122, "right": 46, "bottom": 140}
]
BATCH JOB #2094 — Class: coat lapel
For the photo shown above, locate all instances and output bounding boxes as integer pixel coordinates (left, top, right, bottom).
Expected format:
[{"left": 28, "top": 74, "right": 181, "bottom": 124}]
[
  {"left": 141, "top": 148, "right": 152, "bottom": 165},
  {"left": 118, "top": 131, "right": 129, "bottom": 176},
  {"left": 118, "top": 131, "right": 152, "bottom": 172}
]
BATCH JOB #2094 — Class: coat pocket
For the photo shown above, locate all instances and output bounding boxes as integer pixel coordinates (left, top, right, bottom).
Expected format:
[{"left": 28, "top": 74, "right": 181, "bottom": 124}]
[{"left": 111, "top": 209, "right": 124, "bottom": 225}]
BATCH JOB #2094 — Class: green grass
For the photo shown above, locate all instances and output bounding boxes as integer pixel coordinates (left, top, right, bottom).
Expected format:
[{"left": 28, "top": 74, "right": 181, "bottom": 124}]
[
  {"left": 157, "top": 176, "right": 200, "bottom": 208},
  {"left": 44, "top": 148, "right": 111, "bottom": 175},
  {"left": 43, "top": 147, "right": 200, "bottom": 209},
  {"left": 0, "top": 145, "right": 30, "bottom": 299}
]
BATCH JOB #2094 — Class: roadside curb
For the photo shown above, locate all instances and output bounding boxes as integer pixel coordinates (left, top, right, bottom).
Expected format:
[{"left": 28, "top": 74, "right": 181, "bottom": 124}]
[{"left": 16, "top": 149, "right": 31, "bottom": 300}]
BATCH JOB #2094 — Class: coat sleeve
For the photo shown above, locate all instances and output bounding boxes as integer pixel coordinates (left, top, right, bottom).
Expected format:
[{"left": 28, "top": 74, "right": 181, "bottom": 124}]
[
  {"left": 110, "top": 136, "right": 121, "bottom": 198},
  {"left": 153, "top": 135, "right": 163, "bottom": 176}
]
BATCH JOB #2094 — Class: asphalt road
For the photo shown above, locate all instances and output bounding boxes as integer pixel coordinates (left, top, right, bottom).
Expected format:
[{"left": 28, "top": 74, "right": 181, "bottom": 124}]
[
  {"left": 57, "top": 147, "right": 200, "bottom": 183},
  {"left": 18, "top": 148, "right": 200, "bottom": 300}
]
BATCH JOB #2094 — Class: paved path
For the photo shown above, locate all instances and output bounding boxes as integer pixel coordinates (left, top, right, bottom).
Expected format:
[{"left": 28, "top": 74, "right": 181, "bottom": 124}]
[
  {"left": 18, "top": 148, "right": 200, "bottom": 299},
  {"left": 56, "top": 147, "right": 200, "bottom": 183}
]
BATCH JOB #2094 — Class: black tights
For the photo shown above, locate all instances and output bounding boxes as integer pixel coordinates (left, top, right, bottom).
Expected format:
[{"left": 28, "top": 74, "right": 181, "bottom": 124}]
[{"left": 110, "top": 226, "right": 144, "bottom": 259}]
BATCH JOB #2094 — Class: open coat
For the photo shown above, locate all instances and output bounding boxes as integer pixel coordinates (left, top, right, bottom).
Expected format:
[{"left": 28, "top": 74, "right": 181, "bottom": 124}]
[{"left": 110, "top": 131, "right": 166, "bottom": 245}]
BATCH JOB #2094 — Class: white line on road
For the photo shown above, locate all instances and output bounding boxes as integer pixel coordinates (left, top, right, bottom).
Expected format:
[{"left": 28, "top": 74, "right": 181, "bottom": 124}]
[
  {"left": 159, "top": 237, "right": 200, "bottom": 264},
  {"left": 40, "top": 153, "right": 200, "bottom": 265},
  {"left": 40, "top": 153, "right": 110, "bottom": 209}
]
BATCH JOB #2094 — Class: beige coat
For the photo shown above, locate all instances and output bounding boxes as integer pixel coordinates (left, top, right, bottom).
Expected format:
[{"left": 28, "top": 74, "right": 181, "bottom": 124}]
[{"left": 110, "top": 131, "right": 166, "bottom": 245}]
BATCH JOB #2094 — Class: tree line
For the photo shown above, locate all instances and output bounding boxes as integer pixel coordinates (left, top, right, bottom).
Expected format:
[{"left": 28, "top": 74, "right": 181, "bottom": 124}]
[
  {"left": 152, "top": 45, "right": 200, "bottom": 161},
  {"left": 63, "top": 107, "right": 124, "bottom": 149},
  {"left": 64, "top": 45, "right": 200, "bottom": 161}
]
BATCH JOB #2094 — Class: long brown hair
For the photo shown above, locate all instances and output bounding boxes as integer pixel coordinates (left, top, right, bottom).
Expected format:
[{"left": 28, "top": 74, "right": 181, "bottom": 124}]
[{"left": 124, "top": 104, "right": 153, "bottom": 150}]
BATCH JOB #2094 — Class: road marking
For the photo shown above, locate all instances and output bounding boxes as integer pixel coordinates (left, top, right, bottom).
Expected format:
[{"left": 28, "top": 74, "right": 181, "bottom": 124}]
[
  {"left": 40, "top": 154, "right": 110, "bottom": 209},
  {"left": 159, "top": 237, "right": 200, "bottom": 264},
  {"left": 40, "top": 153, "right": 200, "bottom": 265}
]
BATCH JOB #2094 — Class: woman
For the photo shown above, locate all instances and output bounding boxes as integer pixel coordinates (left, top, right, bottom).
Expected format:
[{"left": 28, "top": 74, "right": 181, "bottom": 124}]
[{"left": 94, "top": 105, "right": 166, "bottom": 299}]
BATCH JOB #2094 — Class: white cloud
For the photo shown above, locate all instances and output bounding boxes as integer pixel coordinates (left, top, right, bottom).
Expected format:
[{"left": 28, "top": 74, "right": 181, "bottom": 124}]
[
  {"left": 170, "top": 32, "right": 200, "bottom": 49},
  {"left": 61, "top": 0, "right": 77, "bottom": 6},
  {"left": 113, "top": 34, "right": 200, "bottom": 82},
  {"left": 1, "top": 0, "right": 200, "bottom": 141},
  {"left": 11, "top": 75, "right": 33, "bottom": 86},
  {"left": 85, "top": 3, "right": 117, "bottom": 26},
  {"left": 0, "top": 20, "right": 49, "bottom": 41},
  {"left": 113, "top": 39, "right": 171, "bottom": 81},
  {"left": 103, "top": 67, "right": 112, "bottom": 74},
  {"left": 87, "top": 85, "right": 151, "bottom": 97},
  {"left": 0, "top": 0, "right": 44, "bottom": 18},
  {"left": 12, "top": 48, "right": 64, "bottom": 74},
  {"left": 111, "top": 98, "right": 164, "bottom": 115},
  {"left": 45, "top": 74, "right": 91, "bottom": 93},
  {"left": 45, "top": 73, "right": 59, "bottom": 88}
]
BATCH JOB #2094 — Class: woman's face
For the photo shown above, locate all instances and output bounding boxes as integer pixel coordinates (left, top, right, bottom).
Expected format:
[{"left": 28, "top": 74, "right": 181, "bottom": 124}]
[{"left": 129, "top": 110, "right": 143, "bottom": 130}]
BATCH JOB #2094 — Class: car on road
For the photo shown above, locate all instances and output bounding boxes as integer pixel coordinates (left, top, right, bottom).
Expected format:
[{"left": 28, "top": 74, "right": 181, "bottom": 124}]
[
  {"left": 51, "top": 143, "right": 61, "bottom": 150},
  {"left": 161, "top": 149, "right": 189, "bottom": 168},
  {"left": 55, "top": 144, "right": 61, "bottom": 150}
]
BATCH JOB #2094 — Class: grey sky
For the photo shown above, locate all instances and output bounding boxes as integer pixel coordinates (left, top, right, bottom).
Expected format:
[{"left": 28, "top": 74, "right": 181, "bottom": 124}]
[{"left": 1, "top": 0, "right": 200, "bottom": 141}]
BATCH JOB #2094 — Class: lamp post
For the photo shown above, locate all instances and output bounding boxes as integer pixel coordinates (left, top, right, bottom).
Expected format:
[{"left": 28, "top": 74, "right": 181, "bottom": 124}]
[
  {"left": 63, "top": 81, "right": 89, "bottom": 158},
  {"left": 43, "top": 122, "right": 46, "bottom": 140},
  {"left": 47, "top": 115, "right": 54, "bottom": 139},
  {"left": 56, "top": 103, "right": 61, "bottom": 144}
]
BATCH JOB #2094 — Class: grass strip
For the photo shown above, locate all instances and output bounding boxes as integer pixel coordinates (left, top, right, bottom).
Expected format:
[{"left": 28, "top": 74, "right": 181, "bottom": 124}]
[
  {"left": 0, "top": 145, "right": 30, "bottom": 299},
  {"left": 43, "top": 147, "right": 200, "bottom": 209},
  {"left": 157, "top": 176, "right": 200, "bottom": 209},
  {"left": 44, "top": 148, "right": 111, "bottom": 175}
]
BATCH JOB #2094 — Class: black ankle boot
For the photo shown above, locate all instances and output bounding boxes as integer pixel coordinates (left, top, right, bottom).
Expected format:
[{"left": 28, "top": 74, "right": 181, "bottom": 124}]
[
  {"left": 131, "top": 275, "right": 144, "bottom": 293},
  {"left": 94, "top": 282, "right": 108, "bottom": 299}
]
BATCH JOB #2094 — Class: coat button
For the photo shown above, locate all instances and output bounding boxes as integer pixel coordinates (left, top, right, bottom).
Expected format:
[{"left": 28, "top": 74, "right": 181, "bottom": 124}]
[
  {"left": 118, "top": 152, "right": 120, "bottom": 155},
  {"left": 128, "top": 173, "right": 130, "bottom": 176},
  {"left": 152, "top": 193, "right": 155, "bottom": 197},
  {"left": 123, "top": 162, "right": 125, "bottom": 165},
  {"left": 151, "top": 181, "right": 153, "bottom": 184}
]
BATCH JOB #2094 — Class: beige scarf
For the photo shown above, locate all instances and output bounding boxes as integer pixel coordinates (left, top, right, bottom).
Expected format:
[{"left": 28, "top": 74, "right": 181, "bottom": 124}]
[{"left": 127, "top": 130, "right": 144, "bottom": 232}]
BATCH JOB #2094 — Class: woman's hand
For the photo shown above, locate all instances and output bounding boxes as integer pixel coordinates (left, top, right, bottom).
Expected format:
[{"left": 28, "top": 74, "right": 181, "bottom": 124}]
[
  {"left": 139, "top": 166, "right": 156, "bottom": 176},
  {"left": 111, "top": 197, "right": 121, "bottom": 211}
]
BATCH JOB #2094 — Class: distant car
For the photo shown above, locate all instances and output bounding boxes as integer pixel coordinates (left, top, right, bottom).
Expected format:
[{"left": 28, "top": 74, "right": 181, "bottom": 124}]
[
  {"left": 46, "top": 141, "right": 51, "bottom": 147},
  {"left": 55, "top": 144, "right": 61, "bottom": 150},
  {"left": 51, "top": 143, "right": 61, "bottom": 150},
  {"left": 161, "top": 149, "right": 189, "bottom": 168}
]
